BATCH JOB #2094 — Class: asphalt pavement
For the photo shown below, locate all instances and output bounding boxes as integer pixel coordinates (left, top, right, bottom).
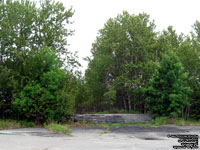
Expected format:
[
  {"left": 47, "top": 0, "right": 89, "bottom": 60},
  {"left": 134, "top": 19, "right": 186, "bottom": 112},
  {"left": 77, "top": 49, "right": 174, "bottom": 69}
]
[{"left": 0, "top": 125, "right": 199, "bottom": 150}]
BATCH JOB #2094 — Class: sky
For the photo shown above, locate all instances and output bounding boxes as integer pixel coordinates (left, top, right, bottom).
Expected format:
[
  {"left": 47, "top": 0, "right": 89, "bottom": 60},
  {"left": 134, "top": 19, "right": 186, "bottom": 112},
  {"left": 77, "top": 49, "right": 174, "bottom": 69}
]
[{"left": 57, "top": 0, "right": 200, "bottom": 73}]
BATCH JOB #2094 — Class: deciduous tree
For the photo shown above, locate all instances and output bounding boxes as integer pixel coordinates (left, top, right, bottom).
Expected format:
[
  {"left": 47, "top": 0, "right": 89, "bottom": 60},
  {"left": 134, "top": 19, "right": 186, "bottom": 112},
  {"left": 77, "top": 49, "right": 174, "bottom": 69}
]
[{"left": 143, "top": 52, "right": 191, "bottom": 117}]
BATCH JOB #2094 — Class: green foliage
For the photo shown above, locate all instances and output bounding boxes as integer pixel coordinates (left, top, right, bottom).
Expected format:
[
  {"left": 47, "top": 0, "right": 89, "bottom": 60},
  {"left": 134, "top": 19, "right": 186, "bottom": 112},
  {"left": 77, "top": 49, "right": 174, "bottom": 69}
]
[
  {"left": 19, "top": 121, "right": 35, "bottom": 127},
  {"left": 103, "top": 86, "right": 116, "bottom": 108},
  {"left": 0, "top": 120, "right": 21, "bottom": 130},
  {"left": 151, "top": 117, "right": 200, "bottom": 126},
  {"left": 74, "top": 77, "right": 91, "bottom": 113},
  {"left": 174, "top": 118, "right": 185, "bottom": 126},
  {"left": 0, "top": 0, "right": 73, "bottom": 58},
  {"left": 188, "top": 22, "right": 200, "bottom": 119},
  {"left": 10, "top": 48, "right": 76, "bottom": 123},
  {"left": 45, "top": 123, "right": 71, "bottom": 135},
  {"left": 1, "top": 0, "right": 200, "bottom": 122},
  {"left": 85, "top": 11, "right": 157, "bottom": 112},
  {"left": 153, "top": 117, "right": 171, "bottom": 125},
  {"left": 84, "top": 12, "right": 200, "bottom": 119},
  {"left": 0, "top": 0, "right": 80, "bottom": 123},
  {"left": 155, "top": 26, "right": 200, "bottom": 119},
  {"left": 143, "top": 52, "right": 192, "bottom": 117}
]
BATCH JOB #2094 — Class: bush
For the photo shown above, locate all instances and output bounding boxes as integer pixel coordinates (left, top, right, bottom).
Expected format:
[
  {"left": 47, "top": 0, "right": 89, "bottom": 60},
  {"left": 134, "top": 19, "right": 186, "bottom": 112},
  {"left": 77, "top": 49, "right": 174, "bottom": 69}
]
[
  {"left": 19, "top": 121, "right": 35, "bottom": 127},
  {"left": 44, "top": 123, "right": 71, "bottom": 135},
  {"left": 12, "top": 48, "right": 76, "bottom": 123},
  {"left": 0, "top": 120, "right": 21, "bottom": 130},
  {"left": 154, "top": 117, "right": 171, "bottom": 125},
  {"left": 0, "top": 0, "right": 78, "bottom": 123},
  {"left": 143, "top": 52, "right": 192, "bottom": 117}
]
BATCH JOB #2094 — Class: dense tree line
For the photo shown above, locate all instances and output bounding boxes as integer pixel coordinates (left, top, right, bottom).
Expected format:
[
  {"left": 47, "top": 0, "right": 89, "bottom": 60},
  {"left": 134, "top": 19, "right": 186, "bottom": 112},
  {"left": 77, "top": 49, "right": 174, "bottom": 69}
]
[
  {"left": 0, "top": 0, "right": 200, "bottom": 123},
  {"left": 85, "top": 12, "right": 200, "bottom": 119},
  {"left": 0, "top": 0, "right": 83, "bottom": 123}
]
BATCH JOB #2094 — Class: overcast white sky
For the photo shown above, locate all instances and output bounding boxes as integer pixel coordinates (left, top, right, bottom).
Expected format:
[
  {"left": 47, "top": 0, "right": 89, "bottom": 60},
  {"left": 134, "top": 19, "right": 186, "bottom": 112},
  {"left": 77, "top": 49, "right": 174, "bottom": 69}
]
[{"left": 58, "top": 0, "right": 200, "bottom": 72}]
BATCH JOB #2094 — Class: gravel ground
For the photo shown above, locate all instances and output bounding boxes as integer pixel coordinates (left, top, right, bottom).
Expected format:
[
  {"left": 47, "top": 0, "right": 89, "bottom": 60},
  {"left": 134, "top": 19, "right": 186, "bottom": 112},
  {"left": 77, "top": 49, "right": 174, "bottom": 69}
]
[{"left": 0, "top": 125, "right": 199, "bottom": 150}]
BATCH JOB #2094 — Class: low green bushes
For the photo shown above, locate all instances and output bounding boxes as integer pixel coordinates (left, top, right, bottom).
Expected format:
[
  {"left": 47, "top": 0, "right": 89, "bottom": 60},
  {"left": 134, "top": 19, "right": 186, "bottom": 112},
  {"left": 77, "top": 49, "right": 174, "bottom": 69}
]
[
  {"left": 44, "top": 123, "right": 71, "bottom": 135},
  {"left": 0, "top": 120, "right": 21, "bottom": 130}
]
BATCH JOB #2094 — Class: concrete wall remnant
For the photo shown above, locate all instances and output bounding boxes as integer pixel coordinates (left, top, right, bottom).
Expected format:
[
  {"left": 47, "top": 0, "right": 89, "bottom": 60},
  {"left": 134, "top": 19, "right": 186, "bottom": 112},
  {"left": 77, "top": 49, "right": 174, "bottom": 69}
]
[{"left": 71, "top": 114, "right": 152, "bottom": 123}]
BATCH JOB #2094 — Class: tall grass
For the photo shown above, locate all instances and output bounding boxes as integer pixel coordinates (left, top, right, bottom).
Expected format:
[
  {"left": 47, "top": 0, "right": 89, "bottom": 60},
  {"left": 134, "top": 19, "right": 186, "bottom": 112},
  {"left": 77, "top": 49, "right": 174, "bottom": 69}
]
[
  {"left": 0, "top": 120, "right": 21, "bottom": 130},
  {"left": 44, "top": 123, "right": 71, "bottom": 135},
  {"left": 152, "top": 117, "right": 200, "bottom": 126}
]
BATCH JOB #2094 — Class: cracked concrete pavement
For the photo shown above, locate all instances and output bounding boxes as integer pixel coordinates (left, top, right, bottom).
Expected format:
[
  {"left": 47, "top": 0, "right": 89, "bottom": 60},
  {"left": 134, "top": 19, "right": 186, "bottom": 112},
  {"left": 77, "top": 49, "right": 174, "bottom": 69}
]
[{"left": 0, "top": 125, "right": 199, "bottom": 150}]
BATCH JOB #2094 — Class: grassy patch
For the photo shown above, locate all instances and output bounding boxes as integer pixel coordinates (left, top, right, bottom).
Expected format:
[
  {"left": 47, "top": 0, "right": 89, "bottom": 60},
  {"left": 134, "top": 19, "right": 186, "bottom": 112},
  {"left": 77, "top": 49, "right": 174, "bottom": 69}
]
[
  {"left": 45, "top": 123, "right": 71, "bottom": 135},
  {"left": 0, "top": 120, "right": 21, "bottom": 130},
  {"left": 174, "top": 118, "right": 185, "bottom": 126},
  {"left": 98, "top": 117, "right": 200, "bottom": 128},
  {"left": 69, "top": 117, "right": 200, "bottom": 129},
  {"left": 175, "top": 118, "right": 200, "bottom": 126},
  {"left": 151, "top": 117, "right": 200, "bottom": 126},
  {"left": 152, "top": 117, "right": 171, "bottom": 125}
]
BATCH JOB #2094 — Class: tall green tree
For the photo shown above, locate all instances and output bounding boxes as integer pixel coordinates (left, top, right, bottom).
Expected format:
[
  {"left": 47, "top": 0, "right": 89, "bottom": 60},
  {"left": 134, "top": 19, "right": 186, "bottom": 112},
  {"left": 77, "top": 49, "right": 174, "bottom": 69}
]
[
  {"left": 0, "top": 0, "right": 73, "bottom": 60},
  {"left": 188, "top": 21, "right": 200, "bottom": 119},
  {"left": 0, "top": 0, "right": 80, "bottom": 122},
  {"left": 143, "top": 52, "right": 191, "bottom": 117},
  {"left": 85, "top": 11, "right": 157, "bottom": 112},
  {"left": 162, "top": 23, "right": 200, "bottom": 119}
]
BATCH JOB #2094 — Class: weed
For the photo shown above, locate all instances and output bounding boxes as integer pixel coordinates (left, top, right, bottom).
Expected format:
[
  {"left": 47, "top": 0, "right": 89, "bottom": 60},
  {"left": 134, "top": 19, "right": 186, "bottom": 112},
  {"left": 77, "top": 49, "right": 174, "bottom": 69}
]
[
  {"left": 174, "top": 118, "right": 185, "bottom": 126},
  {"left": 0, "top": 120, "right": 21, "bottom": 130},
  {"left": 153, "top": 117, "right": 170, "bottom": 125},
  {"left": 45, "top": 123, "right": 71, "bottom": 135}
]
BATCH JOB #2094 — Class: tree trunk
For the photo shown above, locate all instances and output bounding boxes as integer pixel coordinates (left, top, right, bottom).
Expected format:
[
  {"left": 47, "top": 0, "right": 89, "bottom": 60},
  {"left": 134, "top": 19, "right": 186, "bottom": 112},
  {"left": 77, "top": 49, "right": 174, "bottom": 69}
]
[
  {"left": 122, "top": 90, "right": 127, "bottom": 111},
  {"left": 144, "top": 99, "right": 147, "bottom": 114},
  {"left": 127, "top": 92, "right": 131, "bottom": 111},
  {"left": 187, "top": 106, "right": 190, "bottom": 119},
  {"left": 134, "top": 103, "right": 136, "bottom": 112},
  {"left": 182, "top": 107, "right": 184, "bottom": 118}
]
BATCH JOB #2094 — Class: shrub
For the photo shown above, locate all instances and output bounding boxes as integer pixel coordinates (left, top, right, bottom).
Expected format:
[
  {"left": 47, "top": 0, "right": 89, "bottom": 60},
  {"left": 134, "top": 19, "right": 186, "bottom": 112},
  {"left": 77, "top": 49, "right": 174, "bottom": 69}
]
[
  {"left": 143, "top": 52, "right": 192, "bottom": 117},
  {"left": 12, "top": 48, "right": 76, "bottom": 123},
  {"left": 0, "top": 120, "right": 21, "bottom": 129},
  {"left": 44, "top": 123, "right": 71, "bottom": 135}
]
